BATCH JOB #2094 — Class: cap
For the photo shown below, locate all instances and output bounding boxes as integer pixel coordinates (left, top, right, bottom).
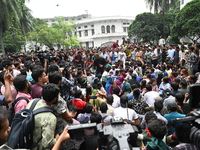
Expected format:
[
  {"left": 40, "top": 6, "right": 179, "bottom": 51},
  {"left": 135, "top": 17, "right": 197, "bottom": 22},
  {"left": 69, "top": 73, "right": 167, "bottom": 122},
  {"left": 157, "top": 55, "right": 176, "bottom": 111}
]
[{"left": 167, "top": 100, "right": 177, "bottom": 109}]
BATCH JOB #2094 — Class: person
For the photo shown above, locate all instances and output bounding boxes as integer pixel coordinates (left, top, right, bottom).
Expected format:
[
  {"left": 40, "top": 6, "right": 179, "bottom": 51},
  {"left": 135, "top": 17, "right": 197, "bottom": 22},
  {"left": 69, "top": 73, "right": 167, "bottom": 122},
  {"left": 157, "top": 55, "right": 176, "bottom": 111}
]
[
  {"left": 143, "top": 84, "right": 159, "bottom": 107},
  {"left": 143, "top": 119, "right": 168, "bottom": 150},
  {"left": 186, "top": 46, "right": 196, "bottom": 75},
  {"left": 99, "top": 102, "right": 113, "bottom": 125},
  {"left": 164, "top": 100, "right": 186, "bottom": 135},
  {"left": 13, "top": 75, "right": 32, "bottom": 113},
  {"left": 0, "top": 71, "right": 13, "bottom": 107},
  {"left": 163, "top": 89, "right": 175, "bottom": 107},
  {"left": 154, "top": 99, "right": 168, "bottom": 124},
  {"left": 112, "top": 40, "right": 119, "bottom": 49},
  {"left": 26, "top": 83, "right": 59, "bottom": 150},
  {"left": 73, "top": 51, "right": 83, "bottom": 67},
  {"left": 94, "top": 54, "right": 106, "bottom": 75},
  {"left": 158, "top": 37, "right": 165, "bottom": 46},
  {"left": 114, "top": 95, "right": 140, "bottom": 125},
  {"left": 159, "top": 77, "right": 171, "bottom": 96},
  {"left": 0, "top": 107, "right": 11, "bottom": 146},
  {"left": 112, "top": 87, "right": 120, "bottom": 108},
  {"left": 178, "top": 80, "right": 189, "bottom": 96},
  {"left": 106, "top": 95, "right": 114, "bottom": 116},
  {"left": 30, "top": 66, "right": 48, "bottom": 99},
  {"left": 175, "top": 93, "right": 190, "bottom": 114}
]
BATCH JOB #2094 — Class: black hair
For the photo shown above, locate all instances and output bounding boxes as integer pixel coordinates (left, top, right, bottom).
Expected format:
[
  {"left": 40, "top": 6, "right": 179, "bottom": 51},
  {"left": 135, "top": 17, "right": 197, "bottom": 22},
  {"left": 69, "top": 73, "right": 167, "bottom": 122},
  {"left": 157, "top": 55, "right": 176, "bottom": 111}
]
[
  {"left": 148, "top": 119, "right": 167, "bottom": 139},
  {"left": 175, "top": 93, "right": 184, "bottom": 104},
  {"left": 145, "top": 112, "right": 157, "bottom": 124},
  {"left": 154, "top": 100, "right": 163, "bottom": 112},
  {"left": 163, "top": 77, "right": 169, "bottom": 83},
  {"left": 145, "top": 84, "right": 152, "bottom": 91},
  {"left": 74, "top": 90, "right": 82, "bottom": 98},
  {"left": 0, "top": 71, "right": 6, "bottom": 84},
  {"left": 84, "top": 103, "right": 93, "bottom": 113},
  {"left": 100, "top": 102, "right": 108, "bottom": 113},
  {"left": 90, "top": 112, "right": 102, "bottom": 124},
  {"left": 0, "top": 107, "right": 8, "bottom": 131},
  {"left": 113, "top": 87, "right": 120, "bottom": 95},
  {"left": 2, "top": 59, "right": 12, "bottom": 69},
  {"left": 120, "top": 95, "right": 128, "bottom": 108},
  {"left": 140, "top": 80, "right": 147, "bottom": 89},
  {"left": 133, "top": 88, "right": 140, "bottom": 98},
  {"left": 131, "top": 84, "right": 138, "bottom": 91},
  {"left": 86, "top": 86, "right": 92, "bottom": 96},
  {"left": 106, "top": 95, "right": 113, "bottom": 105},
  {"left": 164, "top": 89, "right": 171, "bottom": 95},
  {"left": 170, "top": 82, "right": 179, "bottom": 91},
  {"left": 63, "top": 65, "right": 70, "bottom": 79},
  {"left": 48, "top": 64, "right": 59, "bottom": 73},
  {"left": 174, "top": 78, "right": 181, "bottom": 85},
  {"left": 179, "top": 80, "right": 187, "bottom": 89},
  {"left": 13, "top": 75, "right": 27, "bottom": 92},
  {"left": 97, "top": 82, "right": 102, "bottom": 90},
  {"left": 31, "top": 66, "right": 44, "bottom": 82},
  {"left": 48, "top": 71, "right": 62, "bottom": 85},
  {"left": 42, "top": 83, "right": 60, "bottom": 102},
  {"left": 190, "top": 75, "right": 197, "bottom": 84},
  {"left": 14, "top": 62, "right": 20, "bottom": 68}
]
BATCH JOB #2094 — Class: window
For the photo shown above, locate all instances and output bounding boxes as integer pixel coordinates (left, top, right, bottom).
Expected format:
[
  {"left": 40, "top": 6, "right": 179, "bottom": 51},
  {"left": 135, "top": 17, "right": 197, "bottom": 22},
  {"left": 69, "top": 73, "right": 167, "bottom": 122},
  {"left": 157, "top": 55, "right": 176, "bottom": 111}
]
[
  {"left": 92, "top": 29, "right": 95, "bottom": 35},
  {"left": 127, "top": 23, "right": 130, "bottom": 25},
  {"left": 79, "top": 31, "right": 82, "bottom": 37},
  {"left": 101, "top": 25, "right": 105, "bottom": 33},
  {"left": 78, "top": 27, "right": 81, "bottom": 29},
  {"left": 85, "top": 30, "right": 88, "bottom": 36},
  {"left": 74, "top": 32, "right": 77, "bottom": 36},
  {"left": 111, "top": 25, "right": 115, "bottom": 33},
  {"left": 106, "top": 25, "right": 110, "bottom": 33},
  {"left": 181, "top": 0, "right": 184, "bottom": 4},
  {"left": 123, "top": 27, "right": 126, "bottom": 32},
  {"left": 91, "top": 25, "right": 94, "bottom": 27},
  {"left": 84, "top": 26, "right": 88, "bottom": 28},
  {"left": 123, "top": 23, "right": 126, "bottom": 25}
]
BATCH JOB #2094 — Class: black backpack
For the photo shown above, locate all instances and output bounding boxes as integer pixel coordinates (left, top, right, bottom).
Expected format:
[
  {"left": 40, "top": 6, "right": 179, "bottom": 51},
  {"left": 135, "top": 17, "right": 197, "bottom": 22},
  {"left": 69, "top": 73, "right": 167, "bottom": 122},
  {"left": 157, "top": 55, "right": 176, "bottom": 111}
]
[
  {"left": 8, "top": 98, "right": 54, "bottom": 149},
  {"left": 8, "top": 97, "right": 29, "bottom": 124}
]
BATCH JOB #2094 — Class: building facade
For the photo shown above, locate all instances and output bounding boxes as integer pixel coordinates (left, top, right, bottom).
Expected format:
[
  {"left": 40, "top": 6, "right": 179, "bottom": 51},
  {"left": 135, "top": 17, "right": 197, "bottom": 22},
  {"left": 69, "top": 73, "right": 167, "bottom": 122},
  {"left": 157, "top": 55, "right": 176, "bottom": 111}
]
[
  {"left": 43, "top": 14, "right": 137, "bottom": 48},
  {"left": 180, "top": 0, "right": 191, "bottom": 9}
]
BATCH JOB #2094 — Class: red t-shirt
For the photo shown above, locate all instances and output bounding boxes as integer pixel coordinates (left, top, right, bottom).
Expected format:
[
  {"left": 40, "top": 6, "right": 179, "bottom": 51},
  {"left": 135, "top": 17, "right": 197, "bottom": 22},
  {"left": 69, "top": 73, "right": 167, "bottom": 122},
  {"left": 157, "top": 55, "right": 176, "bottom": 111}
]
[{"left": 72, "top": 98, "right": 86, "bottom": 109}]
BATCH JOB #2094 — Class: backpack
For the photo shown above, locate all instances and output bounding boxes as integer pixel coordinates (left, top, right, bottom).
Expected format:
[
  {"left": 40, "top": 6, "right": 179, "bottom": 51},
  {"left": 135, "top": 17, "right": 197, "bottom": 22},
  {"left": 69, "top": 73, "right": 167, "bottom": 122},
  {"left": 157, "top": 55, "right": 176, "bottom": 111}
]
[
  {"left": 79, "top": 114, "right": 90, "bottom": 124},
  {"left": 8, "top": 97, "right": 29, "bottom": 124},
  {"left": 8, "top": 98, "right": 54, "bottom": 149}
]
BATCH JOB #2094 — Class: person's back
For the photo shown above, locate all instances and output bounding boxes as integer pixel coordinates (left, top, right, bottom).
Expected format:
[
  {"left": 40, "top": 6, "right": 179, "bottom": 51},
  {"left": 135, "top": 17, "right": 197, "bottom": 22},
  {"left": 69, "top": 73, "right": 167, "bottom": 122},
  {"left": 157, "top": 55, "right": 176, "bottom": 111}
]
[
  {"left": 26, "top": 84, "right": 59, "bottom": 150},
  {"left": 144, "top": 85, "right": 159, "bottom": 107}
]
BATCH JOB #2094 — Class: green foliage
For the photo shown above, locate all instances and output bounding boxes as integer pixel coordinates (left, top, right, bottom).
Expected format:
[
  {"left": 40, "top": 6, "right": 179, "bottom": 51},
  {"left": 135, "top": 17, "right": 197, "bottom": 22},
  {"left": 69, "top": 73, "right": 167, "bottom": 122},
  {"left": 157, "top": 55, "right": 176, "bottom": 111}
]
[
  {"left": 128, "top": 12, "right": 175, "bottom": 43},
  {"left": 171, "top": 0, "right": 200, "bottom": 42},
  {"left": 28, "top": 17, "right": 80, "bottom": 49}
]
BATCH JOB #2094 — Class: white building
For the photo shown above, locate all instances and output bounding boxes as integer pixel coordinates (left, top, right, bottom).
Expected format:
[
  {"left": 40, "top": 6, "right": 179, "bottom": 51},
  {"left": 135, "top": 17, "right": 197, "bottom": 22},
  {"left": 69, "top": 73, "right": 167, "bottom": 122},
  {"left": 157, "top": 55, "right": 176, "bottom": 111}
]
[
  {"left": 43, "top": 14, "right": 137, "bottom": 48},
  {"left": 180, "top": 0, "right": 191, "bottom": 9}
]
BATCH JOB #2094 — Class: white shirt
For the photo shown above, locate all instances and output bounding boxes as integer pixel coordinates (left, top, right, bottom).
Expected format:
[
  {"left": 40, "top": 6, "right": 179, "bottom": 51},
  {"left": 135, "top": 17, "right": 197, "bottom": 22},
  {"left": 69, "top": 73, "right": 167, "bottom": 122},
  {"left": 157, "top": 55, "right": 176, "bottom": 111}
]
[
  {"left": 118, "top": 52, "right": 126, "bottom": 62},
  {"left": 112, "top": 94, "right": 120, "bottom": 108},
  {"left": 114, "top": 106, "right": 138, "bottom": 121},
  {"left": 143, "top": 91, "right": 159, "bottom": 107},
  {"left": 179, "top": 51, "right": 186, "bottom": 61}
]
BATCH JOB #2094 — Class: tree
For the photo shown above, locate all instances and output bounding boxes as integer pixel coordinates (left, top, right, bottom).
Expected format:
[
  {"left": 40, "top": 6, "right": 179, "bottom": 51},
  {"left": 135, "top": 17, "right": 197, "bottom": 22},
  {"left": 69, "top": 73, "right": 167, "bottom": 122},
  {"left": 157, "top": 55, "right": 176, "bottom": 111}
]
[
  {"left": 128, "top": 13, "right": 162, "bottom": 42},
  {"left": 171, "top": 0, "right": 200, "bottom": 43},
  {"left": 0, "top": 0, "right": 22, "bottom": 55},
  {"left": 144, "top": 0, "right": 178, "bottom": 38},
  {"left": 28, "top": 17, "right": 80, "bottom": 50},
  {"left": 0, "top": 0, "right": 34, "bottom": 54}
]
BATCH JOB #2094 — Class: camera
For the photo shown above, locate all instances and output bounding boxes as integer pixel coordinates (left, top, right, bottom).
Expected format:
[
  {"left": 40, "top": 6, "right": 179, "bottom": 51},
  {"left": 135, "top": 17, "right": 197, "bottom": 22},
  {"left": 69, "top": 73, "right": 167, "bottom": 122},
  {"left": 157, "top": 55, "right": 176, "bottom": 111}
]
[
  {"left": 171, "top": 111, "right": 200, "bottom": 147},
  {"left": 68, "top": 117, "right": 141, "bottom": 150}
]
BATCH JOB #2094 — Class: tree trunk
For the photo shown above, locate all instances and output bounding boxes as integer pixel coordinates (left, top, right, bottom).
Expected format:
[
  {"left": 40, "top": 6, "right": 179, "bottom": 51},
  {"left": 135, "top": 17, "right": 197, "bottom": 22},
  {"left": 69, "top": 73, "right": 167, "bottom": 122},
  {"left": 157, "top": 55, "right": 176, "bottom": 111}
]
[{"left": 0, "top": 24, "right": 6, "bottom": 56}]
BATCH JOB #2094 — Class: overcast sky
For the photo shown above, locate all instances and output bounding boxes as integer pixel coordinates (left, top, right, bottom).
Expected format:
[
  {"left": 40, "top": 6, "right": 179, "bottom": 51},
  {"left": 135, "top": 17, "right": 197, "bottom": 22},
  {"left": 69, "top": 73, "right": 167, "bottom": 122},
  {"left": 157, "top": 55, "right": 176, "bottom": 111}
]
[{"left": 26, "top": 0, "right": 151, "bottom": 18}]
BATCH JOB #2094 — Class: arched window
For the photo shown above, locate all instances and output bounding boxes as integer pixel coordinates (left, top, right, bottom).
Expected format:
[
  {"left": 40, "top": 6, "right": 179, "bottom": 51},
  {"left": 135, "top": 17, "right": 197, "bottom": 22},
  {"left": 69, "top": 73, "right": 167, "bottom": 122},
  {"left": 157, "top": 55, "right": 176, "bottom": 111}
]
[
  {"left": 106, "top": 25, "right": 110, "bottom": 33},
  {"left": 101, "top": 26, "right": 105, "bottom": 33},
  {"left": 111, "top": 25, "right": 115, "bottom": 33}
]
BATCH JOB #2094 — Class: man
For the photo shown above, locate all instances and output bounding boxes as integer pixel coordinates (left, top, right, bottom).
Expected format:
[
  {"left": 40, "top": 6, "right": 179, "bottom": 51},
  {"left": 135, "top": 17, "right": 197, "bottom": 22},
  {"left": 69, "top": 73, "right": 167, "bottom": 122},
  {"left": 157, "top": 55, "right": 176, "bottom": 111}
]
[
  {"left": 114, "top": 95, "right": 140, "bottom": 125},
  {"left": 73, "top": 51, "right": 83, "bottom": 67},
  {"left": 112, "top": 40, "right": 119, "bottom": 49},
  {"left": 186, "top": 46, "right": 197, "bottom": 75},
  {"left": 94, "top": 54, "right": 106, "bottom": 75},
  {"left": 26, "top": 84, "right": 59, "bottom": 150},
  {"left": 167, "top": 45, "right": 175, "bottom": 61},
  {"left": 158, "top": 37, "right": 165, "bottom": 46},
  {"left": 72, "top": 90, "right": 86, "bottom": 110},
  {"left": 2, "top": 59, "right": 13, "bottom": 75},
  {"left": 13, "top": 75, "right": 32, "bottom": 113},
  {"left": 30, "top": 66, "right": 48, "bottom": 99},
  {"left": 173, "top": 46, "right": 180, "bottom": 64},
  {"left": 143, "top": 84, "right": 159, "bottom": 107},
  {"left": 112, "top": 87, "right": 120, "bottom": 108},
  {"left": 13, "top": 62, "right": 21, "bottom": 77}
]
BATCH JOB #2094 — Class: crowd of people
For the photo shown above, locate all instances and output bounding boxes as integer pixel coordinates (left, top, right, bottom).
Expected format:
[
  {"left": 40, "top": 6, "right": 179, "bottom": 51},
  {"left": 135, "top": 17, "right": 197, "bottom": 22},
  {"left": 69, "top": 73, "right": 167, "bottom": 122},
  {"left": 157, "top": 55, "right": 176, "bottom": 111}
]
[{"left": 0, "top": 39, "right": 200, "bottom": 150}]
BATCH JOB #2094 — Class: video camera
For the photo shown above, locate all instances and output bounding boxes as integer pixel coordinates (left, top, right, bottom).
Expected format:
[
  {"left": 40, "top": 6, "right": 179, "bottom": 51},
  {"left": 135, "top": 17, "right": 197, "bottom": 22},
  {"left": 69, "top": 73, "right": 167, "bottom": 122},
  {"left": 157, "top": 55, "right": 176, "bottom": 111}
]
[
  {"left": 68, "top": 117, "right": 142, "bottom": 150},
  {"left": 171, "top": 111, "right": 200, "bottom": 147}
]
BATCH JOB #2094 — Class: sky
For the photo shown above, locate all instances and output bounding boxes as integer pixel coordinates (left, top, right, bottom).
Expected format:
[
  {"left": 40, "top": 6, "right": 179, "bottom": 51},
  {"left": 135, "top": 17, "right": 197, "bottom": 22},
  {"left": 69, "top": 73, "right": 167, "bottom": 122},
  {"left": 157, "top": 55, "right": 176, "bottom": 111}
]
[{"left": 25, "top": 0, "right": 151, "bottom": 19}]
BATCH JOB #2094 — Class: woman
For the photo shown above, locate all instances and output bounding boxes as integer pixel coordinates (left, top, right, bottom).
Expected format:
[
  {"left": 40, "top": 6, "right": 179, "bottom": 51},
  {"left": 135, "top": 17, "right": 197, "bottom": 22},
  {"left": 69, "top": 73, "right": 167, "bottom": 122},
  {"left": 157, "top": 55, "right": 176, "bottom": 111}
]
[{"left": 158, "top": 77, "right": 171, "bottom": 96}]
